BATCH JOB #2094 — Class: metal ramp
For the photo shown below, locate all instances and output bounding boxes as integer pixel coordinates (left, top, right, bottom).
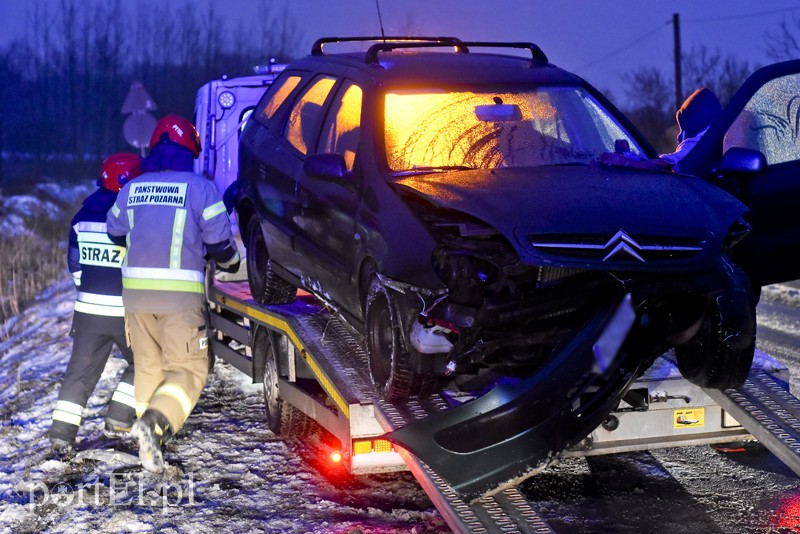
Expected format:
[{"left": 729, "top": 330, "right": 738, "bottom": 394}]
[
  {"left": 377, "top": 397, "right": 555, "bottom": 534},
  {"left": 705, "top": 367, "right": 800, "bottom": 476}
]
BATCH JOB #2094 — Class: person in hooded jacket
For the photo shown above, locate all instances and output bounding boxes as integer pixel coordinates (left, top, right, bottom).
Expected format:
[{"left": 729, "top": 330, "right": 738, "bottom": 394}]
[
  {"left": 49, "top": 153, "right": 143, "bottom": 457},
  {"left": 660, "top": 87, "right": 722, "bottom": 171},
  {"left": 106, "top": 114, "right": 239, "bottom": 472}
]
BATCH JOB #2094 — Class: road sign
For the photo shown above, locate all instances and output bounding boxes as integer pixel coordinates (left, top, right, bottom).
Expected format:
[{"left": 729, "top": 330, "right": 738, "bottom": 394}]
[
  {"left": 123, "top": 112, "right": 157, "bottom": 152},
  {"left": 121, "top": 81, "right": 157, "bottom": 114}
]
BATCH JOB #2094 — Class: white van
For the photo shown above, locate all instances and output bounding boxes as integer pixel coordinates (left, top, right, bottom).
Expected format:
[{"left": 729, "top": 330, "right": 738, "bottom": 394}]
[{"left": 194, "top": 61, "right": 286, "bottom": 279}]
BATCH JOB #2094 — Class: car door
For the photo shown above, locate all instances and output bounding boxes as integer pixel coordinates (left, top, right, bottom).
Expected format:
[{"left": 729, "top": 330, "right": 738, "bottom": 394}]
[
  {"left": 293, "top": 78, "right": 363, "bottom": 305},
  {"left": 679, "top": 59, "right": 800, "bottom": 287},
  {"left": 238, "top": 72, "right": 307, "bottom": 268}
]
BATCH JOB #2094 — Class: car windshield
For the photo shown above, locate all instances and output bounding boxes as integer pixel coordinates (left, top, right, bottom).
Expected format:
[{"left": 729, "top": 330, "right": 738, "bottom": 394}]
[{"left": 384, "top": 86, "right": 645, "bottom": 173}]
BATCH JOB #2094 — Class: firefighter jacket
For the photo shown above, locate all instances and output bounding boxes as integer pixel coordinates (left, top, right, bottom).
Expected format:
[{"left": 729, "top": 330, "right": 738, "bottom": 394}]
[
  {"left": 69, "top": 187, "right": 126, "bottom": 334},
  {"left": 106, "top": 170, "right": 238, "bottom": 313}
]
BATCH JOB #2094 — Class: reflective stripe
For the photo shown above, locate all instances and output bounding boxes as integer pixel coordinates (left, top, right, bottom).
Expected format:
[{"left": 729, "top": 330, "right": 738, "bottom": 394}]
[
  {"left": 75, "top": 291, "right": 125, "bottom": 316},
  {"left": 55, "top": 400, "right": 83, "bottom": 414},
  {"left": 122, "top": 267, "right": 205, "bottom": 282},
  {"left": 72, "top": 270, "right": 82, "bottom": 287},
  {"left": 77, "top": 292, "right": 123, "bottom": 306},
  {"left": 117, "top": 382, "right": 135, "bottom": 395},
  {"left": 202, "top": 201, "right": 226, "bottom": 221},
  {"left": 74, "top": 221, "right": 109, "bottom": 234},
  {"left": 111, "top": 203, "right": 120, "bottom": 217},
  {"left": 136, "top": 402, "right": 149, "bottom": 418},
  {"left": 154, "top": 383, "right": 193, "bottom": 423},
  {"left": 52, "top": 400, "right": 83, "bottom": 426},
  {"left": 122, "top": 278, "right": 204, "bottom": 294},
  {"left": 53, "top": 410, "right": 82, "bottom": 426},
  {"left": 77, "top": 232, "right": 115, "bottom": 246},
  {"left": 74, "top": 301, "right": 125, "bottom": 317},
  {"left": 127, "top": 209, "right": 134, "bottom": 229},
  {"left": 171, "top": 209, "right": 187, "bottom": 269},
  {"left": 111, "top": 387, "right": 137, "bottom": 409}
]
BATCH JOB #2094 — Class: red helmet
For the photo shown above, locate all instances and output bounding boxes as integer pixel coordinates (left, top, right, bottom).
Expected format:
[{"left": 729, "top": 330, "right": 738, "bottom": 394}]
[
  {"left": 149, "top": 114, "right": 201, "bottom": 157},
  {"left": 99, "top": 153, "right": 143, "bottom": 192}
]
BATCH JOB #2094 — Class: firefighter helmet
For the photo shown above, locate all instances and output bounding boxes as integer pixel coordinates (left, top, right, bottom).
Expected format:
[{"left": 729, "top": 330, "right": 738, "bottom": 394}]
[
  {"left": 99, "top": 152, "right": 143, "bottom": 192},
  {"left": 149, "top": 114, "right": 201, "bottom": 158}
]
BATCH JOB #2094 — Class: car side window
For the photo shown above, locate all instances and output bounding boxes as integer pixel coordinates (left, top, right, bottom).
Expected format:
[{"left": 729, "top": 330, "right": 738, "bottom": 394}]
[
  {"left": 285, "top": 76, "right": 337, "bottom": 155},
  {"left": 319, "top": 81, "right": 363, "bottom": 171},
  {"left": 723, "top": 73, "right": 800, "bottom": 165},
  {"left": 257, "top": 74, "right": 302, "bottom": 122}
]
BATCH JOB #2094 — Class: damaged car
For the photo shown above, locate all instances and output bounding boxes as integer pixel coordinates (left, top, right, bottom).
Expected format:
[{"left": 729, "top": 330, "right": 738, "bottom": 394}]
[{"left": 235, "top": 37, "right": 786, "bottom": 498}]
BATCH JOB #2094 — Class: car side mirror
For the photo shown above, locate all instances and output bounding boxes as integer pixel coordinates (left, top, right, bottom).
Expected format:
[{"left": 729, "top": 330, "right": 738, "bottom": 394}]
[
  {"left": 304, "top": 153, "right": 354, "bottom": 185},
  {"left": 719, "top": 147, "right": 766, "bottom": 174}
]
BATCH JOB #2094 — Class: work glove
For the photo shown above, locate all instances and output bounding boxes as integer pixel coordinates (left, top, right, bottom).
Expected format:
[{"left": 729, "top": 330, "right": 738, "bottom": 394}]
[
  {"left": 217, "top": 259, "right": 241, "bottom": 274},
  {"left": 216, "top": 250, "right": 241, "bottom": 274}
]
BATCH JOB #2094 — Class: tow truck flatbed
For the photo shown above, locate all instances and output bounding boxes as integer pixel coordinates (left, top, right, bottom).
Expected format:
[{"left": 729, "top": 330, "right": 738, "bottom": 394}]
[{"left": 205, "top": 278, "right": 798, "bottom": 533}]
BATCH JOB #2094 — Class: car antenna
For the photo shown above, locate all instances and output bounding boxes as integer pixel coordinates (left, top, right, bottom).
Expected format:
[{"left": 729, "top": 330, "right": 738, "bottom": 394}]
[{"left": 375, "top": 0, "right": 386, "bottom": 41}]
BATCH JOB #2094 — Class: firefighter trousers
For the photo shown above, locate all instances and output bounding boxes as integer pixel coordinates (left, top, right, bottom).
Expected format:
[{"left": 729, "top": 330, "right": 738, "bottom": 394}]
[
  {"left": 50, "top": 330, "right": 136, "bottom": 444},
  {"left": 126, "top": 307, "right": 209, "bottom": 435}
]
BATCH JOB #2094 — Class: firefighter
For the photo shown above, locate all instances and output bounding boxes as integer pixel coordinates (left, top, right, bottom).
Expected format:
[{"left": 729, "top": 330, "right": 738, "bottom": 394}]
[
  {"left": 107, "top": 114, "right": 240, "bottom": 472},
  {"left": 49, "top": 153, "right": 143, "bottom": 456}
]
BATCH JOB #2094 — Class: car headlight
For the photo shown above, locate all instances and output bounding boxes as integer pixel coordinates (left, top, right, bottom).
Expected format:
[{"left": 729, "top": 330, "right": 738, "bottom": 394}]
[{"left": 723, "top": 217, "right": 751, "bottom": 250}]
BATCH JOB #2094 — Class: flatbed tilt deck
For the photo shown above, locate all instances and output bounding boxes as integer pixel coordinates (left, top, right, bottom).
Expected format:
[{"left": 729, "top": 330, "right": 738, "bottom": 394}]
[{"left": 205, "top": 276, "right": 800, "bottom": 533}]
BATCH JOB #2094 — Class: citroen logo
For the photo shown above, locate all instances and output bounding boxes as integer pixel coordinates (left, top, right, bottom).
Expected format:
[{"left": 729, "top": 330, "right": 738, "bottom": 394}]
[
  {"left": 531, "top": 230, "right": 704, "bottom": 262},
  {"left": 602, "top": 230, "right": 645, "bottom": 262}
]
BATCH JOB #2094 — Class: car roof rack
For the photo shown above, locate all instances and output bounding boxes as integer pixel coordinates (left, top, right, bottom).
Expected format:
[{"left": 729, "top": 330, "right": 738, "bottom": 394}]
[
  {"left": 364, "top": 41, "right": 549, "bottom": 65},
  {"left": 311, "top": 36, "right": 465, "bottom": 56}
]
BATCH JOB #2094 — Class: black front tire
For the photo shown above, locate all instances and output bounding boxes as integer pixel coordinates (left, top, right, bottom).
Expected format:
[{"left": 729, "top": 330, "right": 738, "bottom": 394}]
[
  {"left": 675, "top": 270, "right": 757, "bottom": 390},
  {"left": 365, "top": 277, "right": 437, "bottom": 402},
  {"left": 245, "top": 216, "right": 297, "bottom": 305}
]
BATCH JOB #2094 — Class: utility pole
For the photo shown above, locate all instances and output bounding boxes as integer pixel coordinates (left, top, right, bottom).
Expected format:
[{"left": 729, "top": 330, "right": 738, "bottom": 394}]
[{"left": 673, "top": 13, "right": 682, "bottom": 110}]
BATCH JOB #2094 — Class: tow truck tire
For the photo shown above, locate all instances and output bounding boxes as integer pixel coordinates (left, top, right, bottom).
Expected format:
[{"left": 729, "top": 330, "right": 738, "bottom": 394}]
[
  {"left": 365, "top": 277, "right": 437, "bottom": 402},
  {"left": 675, "top": 281, "right": 756, "bottom": 390},
  {"left": 246, "top": 216, "right": 297, "bottom": 305},
  {"left": 258, "top": 329, "right": 315, "bottom": 438}
]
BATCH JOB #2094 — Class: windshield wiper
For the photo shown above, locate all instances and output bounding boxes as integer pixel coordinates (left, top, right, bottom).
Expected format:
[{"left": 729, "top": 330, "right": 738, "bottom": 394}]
[{"left": 392, "top": 165, "right": 474, "bottom": 176}]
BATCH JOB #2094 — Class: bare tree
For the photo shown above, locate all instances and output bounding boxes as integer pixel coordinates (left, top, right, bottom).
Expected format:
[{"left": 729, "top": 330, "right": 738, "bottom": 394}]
[
  {"left": 2, "top": 0, "right": 303, "bottom": 180},
  {"left": 765, "top": 15, "right": 800, "bottom": 60},
  {"left": 621, "top": 44, "right": 755, "bottom": 153}
]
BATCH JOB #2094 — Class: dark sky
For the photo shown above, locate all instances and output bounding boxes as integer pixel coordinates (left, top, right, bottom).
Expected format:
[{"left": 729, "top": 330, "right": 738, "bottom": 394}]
[{"left": 2, "top": 0, "right": 800, "bottom": 99}]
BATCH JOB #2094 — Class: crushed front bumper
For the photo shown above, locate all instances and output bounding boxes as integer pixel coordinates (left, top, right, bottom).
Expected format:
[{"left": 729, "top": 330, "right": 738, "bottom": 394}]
[{"left": 384, "top": 293, "right": 651, "bottom": 500}]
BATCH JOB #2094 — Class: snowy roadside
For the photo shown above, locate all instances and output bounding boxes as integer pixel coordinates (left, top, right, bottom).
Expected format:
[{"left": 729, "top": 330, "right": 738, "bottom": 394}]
[{"left": 0, "top": 280, "right": 448, "bottom": 533}]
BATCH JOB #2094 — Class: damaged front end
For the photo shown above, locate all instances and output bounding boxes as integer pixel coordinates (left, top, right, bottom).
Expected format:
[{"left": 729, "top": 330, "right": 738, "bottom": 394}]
[
  {"left": 386, "top": 290, "right": 644, "bottom": 500},
  {"left": 371, "top": 210, "right": 756, "bottom": 500}
]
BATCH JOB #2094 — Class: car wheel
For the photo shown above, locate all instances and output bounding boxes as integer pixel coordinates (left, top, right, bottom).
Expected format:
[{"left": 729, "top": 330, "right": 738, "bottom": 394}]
[
  {"left": 675, "top": 277, "right": 756, "bottom": 390},
  {"left": 365, "top": 277, "right": 437, "bottom": 402},
  {"left": 246, "top": 216, "right": 297, "bottom": 305},
  {"left": 257, "top": 328, "right": 315, "bottom": 438}
]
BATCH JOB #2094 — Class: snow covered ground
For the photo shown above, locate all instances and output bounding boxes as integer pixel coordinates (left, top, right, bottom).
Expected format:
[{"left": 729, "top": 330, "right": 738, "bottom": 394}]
[{"left": 0, "top": 279, "right": 448, "bottom": 533}]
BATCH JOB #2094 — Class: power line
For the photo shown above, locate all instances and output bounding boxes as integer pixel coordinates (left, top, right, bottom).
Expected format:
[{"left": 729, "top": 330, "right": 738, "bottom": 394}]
[
  {"left": 576, "top": 21, "right": 670, "bottom": 71},
  {"left": 684, "top": 5, "right": 800, "bottom": 23}
]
